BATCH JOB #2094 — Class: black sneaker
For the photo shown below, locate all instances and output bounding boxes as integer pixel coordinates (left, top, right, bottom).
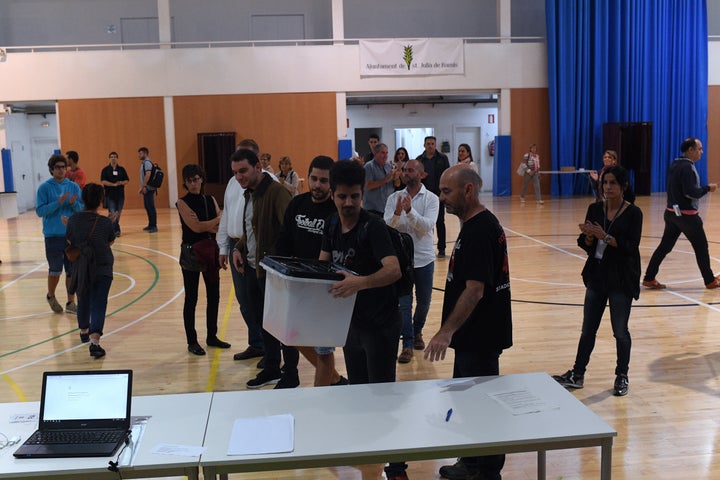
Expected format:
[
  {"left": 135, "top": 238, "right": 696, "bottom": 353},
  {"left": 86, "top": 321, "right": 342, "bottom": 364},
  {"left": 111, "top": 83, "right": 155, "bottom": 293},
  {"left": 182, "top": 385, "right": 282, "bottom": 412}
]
[
  {"left": 439, "top": 459, "right": 474, "bottom": 480},
  {"left": 552, "top": 370, "right": 584, "bottom": 389},
  {"left": 332, "top": 376, "right": 349, "bottom": 386},
  {"left": 273, "top": 373, "right": 300, "bottom": 389},
  {"left": 613, "top": 374, "right": 629, "bottom": 396},
  {"left": 206, "top": 337, "right": 231, "bottom": 349},
  {"left": 233, "top": 346, "right": 265, "bottom": 360},
  {"left": 89, "top": 344, "right": 106, "bottom": 358},
  {"left": 246, "top": 369, "right": 281, "bottom": 389}
]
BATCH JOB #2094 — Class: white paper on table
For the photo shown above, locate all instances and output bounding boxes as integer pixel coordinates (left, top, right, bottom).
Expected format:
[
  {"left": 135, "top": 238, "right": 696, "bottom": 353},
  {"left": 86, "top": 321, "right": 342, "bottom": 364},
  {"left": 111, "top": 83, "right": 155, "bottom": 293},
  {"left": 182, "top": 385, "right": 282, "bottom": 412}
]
[
  {"left": 487, "top": 389, "right": 559, "bottom": 415},
  {"left": 150, "top": 443, "right": 206, "bottom": 457},
  {"left": 227, "top": 414, "right": 295, "bottom": 455}
]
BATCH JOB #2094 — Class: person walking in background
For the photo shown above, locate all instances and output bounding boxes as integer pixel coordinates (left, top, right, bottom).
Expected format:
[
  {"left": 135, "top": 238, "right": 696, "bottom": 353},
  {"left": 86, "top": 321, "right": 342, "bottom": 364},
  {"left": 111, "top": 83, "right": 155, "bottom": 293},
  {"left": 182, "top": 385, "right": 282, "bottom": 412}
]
[
  {"left": 177, "top": 164, "right": 231, "bottom": 356},
  {"left": 457, "top": 143, "right": 478, "bottom": 174},
  {"left": 642, "top": 137, "right": 720, "bottom": 290},
  {"left": 100, "top": 151, "right": 129, "bottom": 237},
  {"left": 418, "top": 136, "right": 450, "bottom": 257},
  {"left": 66, "top": 183, "right": 114, "bottom": 358},
  {"left": 384, "top": 159, "right": 439, "bottom": 364},
  {"left": 363, "top": 143, "right": 397, "bottom": 217},
  {"left": 520, "top": 143, "right": 543, "bottom": 204},
  {"left": 36, "top": 154, "right": 83, "bottom": 314},
  {"left": 589, "top": 150, "right": 618, "bottom": 201},
  {"left": 138, "top": 146, "right": 158, "bottom": 233},
  {"left": 278, "top": 155, "right": 299, "bottom": 196},
  {"left": 424, "top": 165, "right": 512, "bottom": 480},
  {"left": 64, "top": 150, "right": 87, "bottom": 189},
  {"left": 553, "top": 165, "right": 642, "bottom": 396}
]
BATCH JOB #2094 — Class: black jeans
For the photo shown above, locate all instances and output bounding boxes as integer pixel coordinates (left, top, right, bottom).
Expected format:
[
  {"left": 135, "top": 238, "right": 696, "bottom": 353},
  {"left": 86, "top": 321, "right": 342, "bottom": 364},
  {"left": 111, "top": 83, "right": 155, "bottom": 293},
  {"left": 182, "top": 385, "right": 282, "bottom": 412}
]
[
  {"left": 244, "top": 266, "right": 283, "bottom": 375},
  {"left": 573, "top": 287, "right": 632, "bottom": 377},
  {"left": 436, "top": 201, "right": 446, "bottom": 252},
  {"left": 452, "top": 348, "right": 505, "bottom": 477},
  {"left": 181, "top": 268, "right": 219, "bottom": 345},
  {"left": 644, "top": 210, "right": 714, "bottom": 284}
]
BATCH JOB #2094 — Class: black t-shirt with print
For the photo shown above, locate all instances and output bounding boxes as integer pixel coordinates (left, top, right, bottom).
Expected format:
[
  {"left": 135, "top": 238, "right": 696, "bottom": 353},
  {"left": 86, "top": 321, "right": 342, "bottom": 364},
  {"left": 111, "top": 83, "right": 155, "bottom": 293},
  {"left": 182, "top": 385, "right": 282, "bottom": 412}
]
[
  {"left": 322, "top": 209, "right": 399, "bottom": 329},
  {"left": 277, "top": 193, "right": 336, "bottom": 258},
  {"left": 442, "top": 209, "right": 512, "bottom": 351}
]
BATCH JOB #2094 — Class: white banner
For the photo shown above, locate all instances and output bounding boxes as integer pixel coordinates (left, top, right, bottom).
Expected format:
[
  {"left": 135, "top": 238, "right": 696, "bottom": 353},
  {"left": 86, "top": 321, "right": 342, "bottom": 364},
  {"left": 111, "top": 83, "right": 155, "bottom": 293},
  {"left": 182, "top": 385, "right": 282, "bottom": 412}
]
[{"left": 359, "top": 38, "right": 464, "bottom": 76}]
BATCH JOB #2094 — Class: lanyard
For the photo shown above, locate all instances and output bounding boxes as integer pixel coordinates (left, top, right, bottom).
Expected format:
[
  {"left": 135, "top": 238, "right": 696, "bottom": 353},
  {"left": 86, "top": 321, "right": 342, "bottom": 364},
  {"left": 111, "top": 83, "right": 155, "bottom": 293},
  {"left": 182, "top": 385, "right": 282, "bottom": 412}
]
[{"left": 603, "top": 200, "right": 626, "bottom": 235}]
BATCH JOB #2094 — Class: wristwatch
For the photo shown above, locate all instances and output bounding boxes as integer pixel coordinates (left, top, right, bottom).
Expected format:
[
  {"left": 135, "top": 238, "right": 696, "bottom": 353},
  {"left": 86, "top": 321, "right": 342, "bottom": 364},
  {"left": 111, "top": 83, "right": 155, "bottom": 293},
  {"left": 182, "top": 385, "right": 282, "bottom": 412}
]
[{"left": 604, "top": 234, "right": 613, "bottom": 244}]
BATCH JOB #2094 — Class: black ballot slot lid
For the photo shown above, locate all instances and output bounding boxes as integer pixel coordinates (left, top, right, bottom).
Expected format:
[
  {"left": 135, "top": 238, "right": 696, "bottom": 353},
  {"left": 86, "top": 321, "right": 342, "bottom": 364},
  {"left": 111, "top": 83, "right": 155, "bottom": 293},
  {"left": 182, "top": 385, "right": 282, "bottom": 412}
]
[{"left": 260, "top": 256, "right": 357, "bottom": 281}]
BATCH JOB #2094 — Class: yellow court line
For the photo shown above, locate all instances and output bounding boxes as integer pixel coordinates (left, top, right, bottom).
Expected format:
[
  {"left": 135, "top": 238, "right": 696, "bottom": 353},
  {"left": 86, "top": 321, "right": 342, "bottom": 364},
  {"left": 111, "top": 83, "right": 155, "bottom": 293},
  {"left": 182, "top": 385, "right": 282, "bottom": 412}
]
[
  {"left": 2, "top": 374, "right": 27, "bottom": 402},
  {"left": 205, "top": 290, "right": 235, "bottom": 393}
]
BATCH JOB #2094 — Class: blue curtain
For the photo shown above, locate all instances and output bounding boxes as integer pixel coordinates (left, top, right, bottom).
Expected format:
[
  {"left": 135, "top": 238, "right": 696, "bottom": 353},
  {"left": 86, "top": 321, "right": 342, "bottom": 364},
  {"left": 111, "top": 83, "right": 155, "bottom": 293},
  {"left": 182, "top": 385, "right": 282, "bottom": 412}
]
[{"left": 546, "top": 0, "right": 708, "bottom": 195}]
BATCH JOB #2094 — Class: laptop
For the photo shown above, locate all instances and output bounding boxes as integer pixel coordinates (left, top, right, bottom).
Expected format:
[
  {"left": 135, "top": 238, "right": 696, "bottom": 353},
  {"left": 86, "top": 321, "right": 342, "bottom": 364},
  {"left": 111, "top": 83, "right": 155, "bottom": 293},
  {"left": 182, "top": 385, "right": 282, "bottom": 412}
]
[{"left": 14, "top": 369, "right": 133, "bottom": 458}]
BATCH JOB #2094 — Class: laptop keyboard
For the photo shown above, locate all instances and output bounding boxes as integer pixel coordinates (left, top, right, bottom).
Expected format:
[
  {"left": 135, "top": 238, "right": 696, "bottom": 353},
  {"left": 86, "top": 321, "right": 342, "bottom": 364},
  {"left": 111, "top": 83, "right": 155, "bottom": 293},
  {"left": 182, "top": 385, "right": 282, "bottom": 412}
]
[{"left": 27, "top": 429, "right": 126, "bottom": 445}]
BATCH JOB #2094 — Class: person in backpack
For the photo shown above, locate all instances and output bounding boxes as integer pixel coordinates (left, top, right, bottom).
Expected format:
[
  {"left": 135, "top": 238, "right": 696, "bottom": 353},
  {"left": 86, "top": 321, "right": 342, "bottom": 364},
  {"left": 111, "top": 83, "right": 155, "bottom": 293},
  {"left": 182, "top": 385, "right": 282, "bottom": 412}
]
[
  {"left": 320, "top": 160, "right": 408, "bottom": 480},
  {"left": 383, "top": 159, "right": 439, "bottom": 364},
  {"left": 66, "top": 183, "right": 115, "bottom": 358},
  {"left": 137, "top": 146, "right": 158, "bottom": 233}
]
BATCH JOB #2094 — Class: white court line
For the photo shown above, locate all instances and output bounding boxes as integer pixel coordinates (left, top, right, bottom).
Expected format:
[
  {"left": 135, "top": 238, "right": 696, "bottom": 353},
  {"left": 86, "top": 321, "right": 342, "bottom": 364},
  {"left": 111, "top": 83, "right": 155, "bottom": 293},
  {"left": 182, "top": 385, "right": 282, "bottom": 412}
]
[
  {"left": 0, "top": 243, "right": 184, "bottom": 376},
  {"left": 505, "top": 226, "right": 720, "bottom": 309},
  {"left": 0, "top": 262, "right": 46, "bottom": 293}
]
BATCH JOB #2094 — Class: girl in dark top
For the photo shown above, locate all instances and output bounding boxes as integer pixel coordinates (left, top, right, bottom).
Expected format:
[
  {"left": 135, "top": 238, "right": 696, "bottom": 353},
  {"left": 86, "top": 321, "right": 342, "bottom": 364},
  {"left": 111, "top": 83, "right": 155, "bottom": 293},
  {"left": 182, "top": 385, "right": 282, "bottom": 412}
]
[
  {"left": 66, "top": 183, "right": 115, "bottom": 358},
  {"left": 553, "top": 165, "right": 642, "bottom": 396},
  {"left": 392, "top": 147, "right": 409, "bottom": 191},
  {"left": 176, "top": 164, "right": 230, "bottom": 355}
]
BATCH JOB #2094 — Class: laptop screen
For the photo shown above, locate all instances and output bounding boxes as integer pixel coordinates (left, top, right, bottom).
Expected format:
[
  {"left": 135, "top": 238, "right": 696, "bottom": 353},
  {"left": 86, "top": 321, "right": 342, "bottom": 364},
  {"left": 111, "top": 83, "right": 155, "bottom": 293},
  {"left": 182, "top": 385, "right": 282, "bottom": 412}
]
[{"left": 39, "top": 370, "right": 132, "bottom": 430}]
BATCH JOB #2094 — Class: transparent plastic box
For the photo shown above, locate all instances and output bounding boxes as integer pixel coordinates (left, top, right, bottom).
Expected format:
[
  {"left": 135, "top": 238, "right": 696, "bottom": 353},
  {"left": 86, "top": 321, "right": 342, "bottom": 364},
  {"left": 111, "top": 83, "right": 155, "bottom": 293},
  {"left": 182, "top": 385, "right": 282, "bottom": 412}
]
[{"left": 260, "top": 256, "right": 357, "bottom": 347}]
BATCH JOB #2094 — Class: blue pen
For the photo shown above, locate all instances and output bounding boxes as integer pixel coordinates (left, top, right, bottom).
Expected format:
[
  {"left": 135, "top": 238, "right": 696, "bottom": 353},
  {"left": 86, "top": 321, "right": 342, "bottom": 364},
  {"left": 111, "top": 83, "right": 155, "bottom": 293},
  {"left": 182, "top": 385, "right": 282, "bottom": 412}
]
[{"left": 445, "top": 408, "right": 453, "bottom": 422}]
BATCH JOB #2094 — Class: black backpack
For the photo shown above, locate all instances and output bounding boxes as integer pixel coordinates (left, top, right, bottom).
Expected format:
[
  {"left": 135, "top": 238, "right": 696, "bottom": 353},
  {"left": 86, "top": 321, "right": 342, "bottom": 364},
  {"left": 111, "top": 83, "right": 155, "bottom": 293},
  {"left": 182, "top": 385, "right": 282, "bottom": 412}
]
[{"left": 146, "top": 163, "right": 164, "bottom": 188}]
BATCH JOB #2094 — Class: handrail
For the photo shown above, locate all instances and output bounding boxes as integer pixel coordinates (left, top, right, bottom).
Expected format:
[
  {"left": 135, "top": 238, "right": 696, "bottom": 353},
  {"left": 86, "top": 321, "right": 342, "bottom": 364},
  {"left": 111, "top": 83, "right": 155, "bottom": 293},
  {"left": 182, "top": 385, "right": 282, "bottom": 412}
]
[{"left": 0, "top": 36, "right": 547, "bottom": 53}]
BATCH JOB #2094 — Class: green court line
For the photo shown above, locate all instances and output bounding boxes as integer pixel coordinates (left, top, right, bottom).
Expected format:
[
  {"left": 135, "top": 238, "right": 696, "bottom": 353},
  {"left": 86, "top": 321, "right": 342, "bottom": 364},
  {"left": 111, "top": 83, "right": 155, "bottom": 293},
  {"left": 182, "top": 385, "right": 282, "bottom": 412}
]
[{"left": 0, "top": 248, "right": 160, "bottom": 359}]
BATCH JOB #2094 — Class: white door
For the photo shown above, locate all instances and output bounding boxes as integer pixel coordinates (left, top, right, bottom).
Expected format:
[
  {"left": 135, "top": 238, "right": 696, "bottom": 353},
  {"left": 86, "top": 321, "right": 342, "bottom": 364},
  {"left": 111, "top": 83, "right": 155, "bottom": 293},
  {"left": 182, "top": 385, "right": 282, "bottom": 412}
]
[{"left": 454, "top": 126, "right": 486, "bottom": 191}]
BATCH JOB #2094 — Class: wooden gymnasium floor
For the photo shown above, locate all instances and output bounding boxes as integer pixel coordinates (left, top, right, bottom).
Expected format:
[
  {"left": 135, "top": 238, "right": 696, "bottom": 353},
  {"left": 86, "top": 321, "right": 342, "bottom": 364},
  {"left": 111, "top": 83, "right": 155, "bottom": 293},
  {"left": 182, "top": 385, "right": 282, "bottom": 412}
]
[{"left": 2, "top": 192, "right": 720, "bottom": 480}]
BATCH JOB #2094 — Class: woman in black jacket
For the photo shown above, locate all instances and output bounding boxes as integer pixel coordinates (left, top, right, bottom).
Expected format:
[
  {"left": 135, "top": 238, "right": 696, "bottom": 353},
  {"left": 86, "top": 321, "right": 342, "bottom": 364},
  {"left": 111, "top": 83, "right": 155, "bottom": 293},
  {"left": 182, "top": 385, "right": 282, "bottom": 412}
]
[{"left": 553, "top": 165, "right": 642, "bottom": 396}]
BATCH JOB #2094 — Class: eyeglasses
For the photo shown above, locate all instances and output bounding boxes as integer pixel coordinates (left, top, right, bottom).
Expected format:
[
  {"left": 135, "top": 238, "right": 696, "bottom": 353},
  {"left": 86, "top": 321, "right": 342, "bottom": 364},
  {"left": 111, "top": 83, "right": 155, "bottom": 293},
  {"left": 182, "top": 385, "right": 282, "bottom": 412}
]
[
  {"left": 53, "top": 165, "right": 67, "bottom": 170},
  {"left": 186, "top": 176, "right": 203, "bottom": 184}
]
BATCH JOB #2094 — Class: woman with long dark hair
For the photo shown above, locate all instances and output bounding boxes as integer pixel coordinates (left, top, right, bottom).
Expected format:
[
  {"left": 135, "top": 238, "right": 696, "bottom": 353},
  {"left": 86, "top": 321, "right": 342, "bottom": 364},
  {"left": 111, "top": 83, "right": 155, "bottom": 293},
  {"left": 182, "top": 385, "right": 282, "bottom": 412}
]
[{"left": 553, "top": 165, "right": 642, "bottom": 396}]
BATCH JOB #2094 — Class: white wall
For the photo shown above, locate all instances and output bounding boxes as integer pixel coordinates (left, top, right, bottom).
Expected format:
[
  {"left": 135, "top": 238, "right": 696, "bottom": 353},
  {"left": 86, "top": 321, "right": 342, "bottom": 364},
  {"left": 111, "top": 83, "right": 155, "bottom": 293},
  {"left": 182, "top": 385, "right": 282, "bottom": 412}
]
[{"left": 347, "top": 103, "right": 498, "bottom": 191}]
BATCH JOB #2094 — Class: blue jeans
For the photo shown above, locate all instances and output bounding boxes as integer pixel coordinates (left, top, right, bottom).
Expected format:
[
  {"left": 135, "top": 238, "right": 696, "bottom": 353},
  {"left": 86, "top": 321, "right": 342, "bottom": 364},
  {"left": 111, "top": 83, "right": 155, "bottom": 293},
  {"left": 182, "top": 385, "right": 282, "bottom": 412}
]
[
  {"left": 77, "top": 274, "right": 113, "bottom": 336},
  {"left": 142, "top": 188, "right": 157, "bottom": 228},
  {"left": 399, "top": 262, "right": 434, "bottom": 348},
  {"left": 45, "top": 236, "right": 72, "bottom": 277},
  {"left": 573, "top": 287, "right": 632, "bottom": 376},
  {"left": 105, "top": 195, "right": 124, "bottom": 234},
  {"left": 229, "top": 254, "right": 265, "bottom": 350}
]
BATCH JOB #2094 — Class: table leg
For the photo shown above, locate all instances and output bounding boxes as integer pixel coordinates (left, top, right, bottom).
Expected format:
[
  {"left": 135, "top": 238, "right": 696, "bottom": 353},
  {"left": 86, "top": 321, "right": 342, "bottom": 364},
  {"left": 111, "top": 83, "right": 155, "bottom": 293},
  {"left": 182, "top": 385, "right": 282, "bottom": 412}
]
[
  {"left": 600, "top": 438, "right": 613, "bottom": 480},
  {"left": 537, "top": 450, "right": 546, "bottom": 480}
]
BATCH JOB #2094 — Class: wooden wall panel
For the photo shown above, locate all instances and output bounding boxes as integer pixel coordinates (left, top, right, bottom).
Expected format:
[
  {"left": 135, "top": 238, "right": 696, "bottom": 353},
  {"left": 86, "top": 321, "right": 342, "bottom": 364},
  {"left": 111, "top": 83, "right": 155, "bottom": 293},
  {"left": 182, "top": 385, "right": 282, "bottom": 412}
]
[
  {"left": 509, "top": 88, "right": 551, "bottom": 196},
  {"left": 58, "top": 98, "right": 167, "bottom": 209},
  {"left": 708, "top": 86, "right": 720, "bottom": 183},
  {"left": 173, "top": 93, "right": 337, "bottom": 199}
]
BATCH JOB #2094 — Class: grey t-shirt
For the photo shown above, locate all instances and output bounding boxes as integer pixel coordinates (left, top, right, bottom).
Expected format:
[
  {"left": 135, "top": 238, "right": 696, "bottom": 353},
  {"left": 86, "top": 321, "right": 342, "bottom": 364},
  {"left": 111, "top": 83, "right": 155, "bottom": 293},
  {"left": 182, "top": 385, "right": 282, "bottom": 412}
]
[{"left": 363, "top": 160, "right": 394, "bottom": 212}]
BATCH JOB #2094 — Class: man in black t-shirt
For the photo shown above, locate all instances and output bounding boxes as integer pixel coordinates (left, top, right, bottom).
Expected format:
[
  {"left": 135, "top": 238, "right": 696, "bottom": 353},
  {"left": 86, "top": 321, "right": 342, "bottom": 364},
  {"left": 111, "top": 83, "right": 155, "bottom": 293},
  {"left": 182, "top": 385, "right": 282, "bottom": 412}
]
[
  {"left": 99, "top": 151, "right": 129, "bottom": 236},
  {"left": 274, "top": 156, "right": 347, "bottom": 389},
  {"left": 424, "top": 165, "right": 512, "bottom": 480},
  {"left": 320, "top": 160, "right": 407, "bottom": 480}
]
